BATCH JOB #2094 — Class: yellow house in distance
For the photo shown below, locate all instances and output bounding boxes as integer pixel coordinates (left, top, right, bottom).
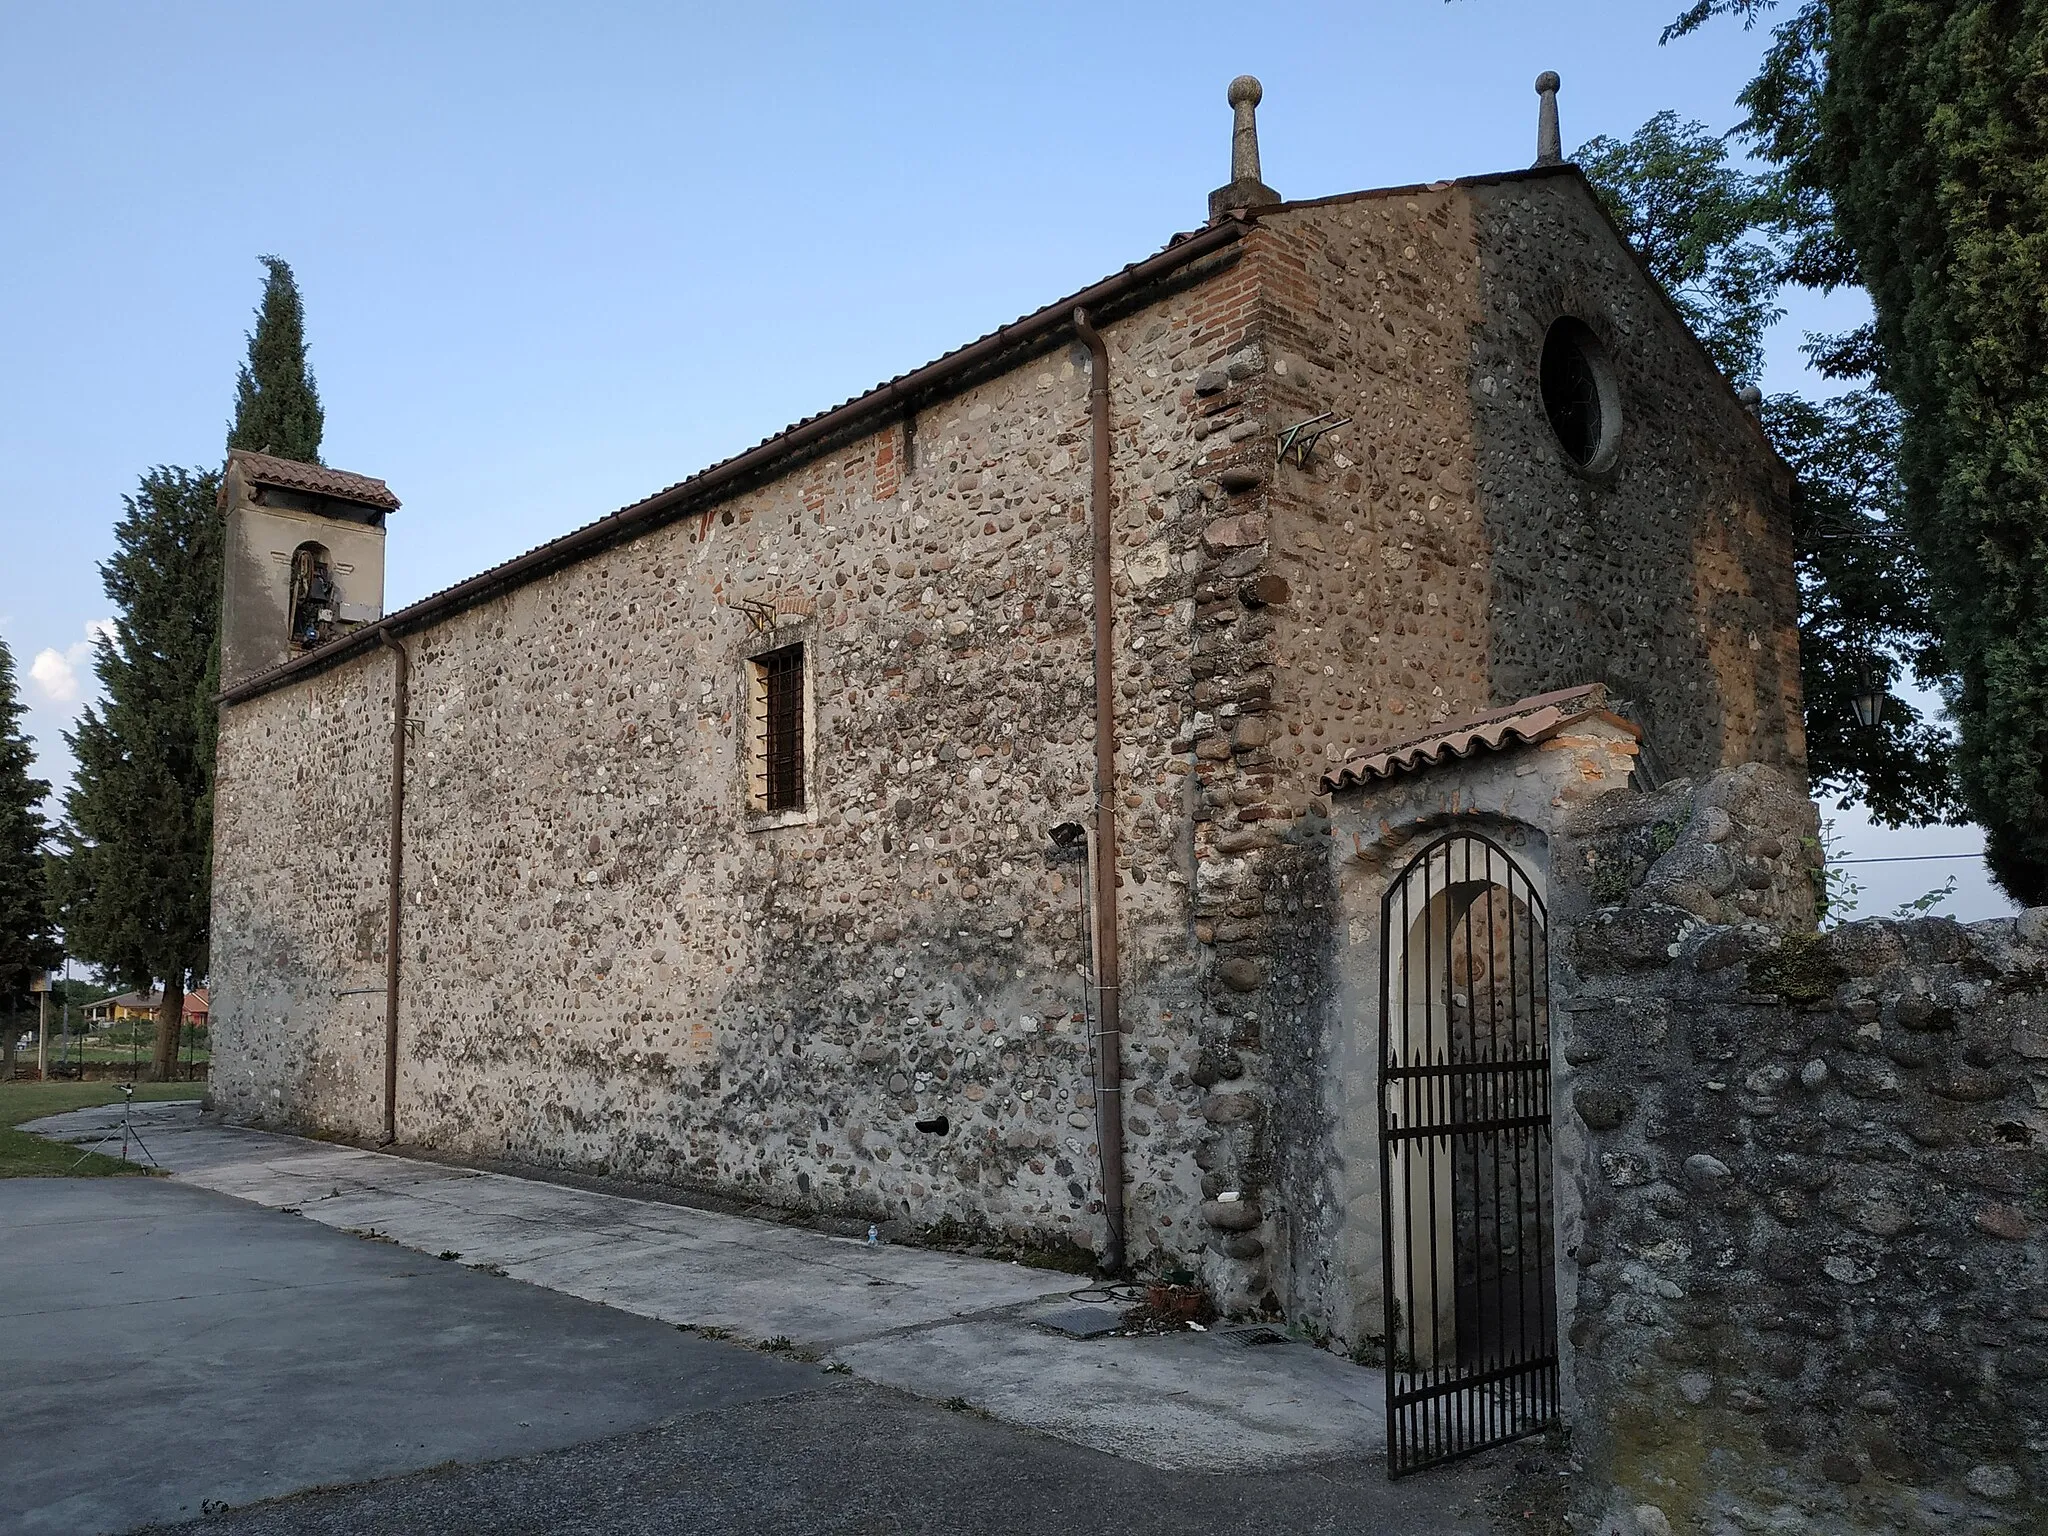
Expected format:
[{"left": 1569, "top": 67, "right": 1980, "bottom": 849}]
[{"left": 83, "top": 990, "right": 210, "bottom": 1027}]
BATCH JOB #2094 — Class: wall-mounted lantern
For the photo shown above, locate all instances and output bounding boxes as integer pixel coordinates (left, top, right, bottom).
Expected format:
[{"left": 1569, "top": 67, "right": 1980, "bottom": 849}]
[{"left": 1852, "top": 657, "right": 1886, "bottom": 729}]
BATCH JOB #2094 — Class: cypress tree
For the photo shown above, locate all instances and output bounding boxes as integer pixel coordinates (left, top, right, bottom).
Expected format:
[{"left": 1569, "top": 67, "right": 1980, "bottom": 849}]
[
  {"left": 54, "top": 469, "right": 221, "bottom": 1080},
  {"left": 228, "top": 255, "right": 324, "bottom": 465},
  {"left": 1818, "top": 1, "right": 2048, "bottom": 901},
  {"left": 0, "top": 639, "right": 58, "bottom": 1079},
  {"left": 51, "top": 258, "right": 330, "bottom": 1076}
]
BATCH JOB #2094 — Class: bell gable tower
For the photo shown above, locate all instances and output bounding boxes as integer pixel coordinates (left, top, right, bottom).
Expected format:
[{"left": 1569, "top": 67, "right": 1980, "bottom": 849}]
[{"left": 217, "top": 450, "right": 397, "bottom": 690}]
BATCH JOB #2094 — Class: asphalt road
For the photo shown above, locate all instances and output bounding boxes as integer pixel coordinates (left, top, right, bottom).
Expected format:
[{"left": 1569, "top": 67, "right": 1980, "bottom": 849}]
[
  {"left": 147, "top": 1385, "right": 1512, "bottom": 1536},
  {"left": 2, "top": 1176, "right": 1512, "bottom": 1536},
  {"left": 1, "top": 1177, "right": 811, "bottom": 1534}
]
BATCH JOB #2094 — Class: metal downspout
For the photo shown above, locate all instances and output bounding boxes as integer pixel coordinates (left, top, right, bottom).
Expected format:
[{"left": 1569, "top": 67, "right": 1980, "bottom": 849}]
[
  {"left": 378, "top": 629, "right": 409, "bottom": 1146},
  {"left": 1071, "top": 307, "right": 1126, "bottom": 1275}
]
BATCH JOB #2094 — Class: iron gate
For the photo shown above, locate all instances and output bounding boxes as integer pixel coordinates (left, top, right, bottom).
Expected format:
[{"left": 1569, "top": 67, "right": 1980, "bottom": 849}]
[{"left": 1379, "top": 831, "right": 1558, "bottom": 1476}]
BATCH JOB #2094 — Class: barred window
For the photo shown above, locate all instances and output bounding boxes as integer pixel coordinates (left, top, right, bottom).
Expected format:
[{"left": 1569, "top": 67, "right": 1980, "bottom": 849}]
[{"left": 749, "top": 643, "right": 805, "bottom": 814}]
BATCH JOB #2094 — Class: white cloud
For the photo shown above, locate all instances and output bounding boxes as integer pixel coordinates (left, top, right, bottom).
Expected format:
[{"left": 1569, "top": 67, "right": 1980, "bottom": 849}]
[
  {"left": 27, "top": 619, "right": 114, "bottom": 705},
  {"left": 29, "top": 647, "right": 79, "bottom": 702}
]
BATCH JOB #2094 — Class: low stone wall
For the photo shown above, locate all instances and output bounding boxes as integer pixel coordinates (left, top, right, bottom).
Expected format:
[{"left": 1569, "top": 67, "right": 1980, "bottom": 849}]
[
  {"left": 1558, "top": 761, "right": 1820, "bottom": 932},
  {"left": 1559, "top": 903, "right": 2048, "bottom": 1534}
]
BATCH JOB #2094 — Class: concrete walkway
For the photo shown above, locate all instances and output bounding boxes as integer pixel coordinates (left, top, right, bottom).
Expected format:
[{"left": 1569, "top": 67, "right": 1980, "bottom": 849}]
[
  {"left": 25, "top": 1101, "right": 1389, "bottom": 1475},
  {"left": 1, "top": 1175, "right": 813, "bottom": 1535}
]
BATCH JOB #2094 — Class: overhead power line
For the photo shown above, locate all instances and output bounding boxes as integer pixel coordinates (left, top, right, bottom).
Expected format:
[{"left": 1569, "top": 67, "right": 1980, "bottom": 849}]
[{"left": 1832, "top": 852, "right": 1980, "bottom": 865}]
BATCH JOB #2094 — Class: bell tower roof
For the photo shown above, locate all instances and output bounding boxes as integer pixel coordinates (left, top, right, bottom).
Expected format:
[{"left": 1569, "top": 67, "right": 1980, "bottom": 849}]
[{"left": 222, "top": 449, "right": 400, "bottom": 515}]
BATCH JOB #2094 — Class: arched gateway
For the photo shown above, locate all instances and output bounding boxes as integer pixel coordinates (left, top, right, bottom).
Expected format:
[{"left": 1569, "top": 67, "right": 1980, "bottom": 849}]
[
  {"left": 1318, "top": 684, "right": 1649, "bottom": 1477},
  {"left": 1379, "top": 830, "right": 1556, "bottom": 1474}
]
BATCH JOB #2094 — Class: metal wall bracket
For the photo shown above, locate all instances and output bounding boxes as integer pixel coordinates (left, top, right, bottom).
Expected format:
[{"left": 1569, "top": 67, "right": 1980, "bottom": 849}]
[
  {"left": 1277, "top": 411, "right": 1351, "bottom": 468},
  {"left": 730, "top": 597, "right": 778, "bottom": 634}
]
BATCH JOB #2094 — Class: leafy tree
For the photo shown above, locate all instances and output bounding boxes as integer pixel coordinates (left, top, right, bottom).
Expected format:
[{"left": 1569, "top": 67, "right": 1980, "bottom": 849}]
[
  {"left": 1576, "top": 112, "right": 1785, "bottom": 384},
  {"left": 228, "top": 255, "right": 324, "bottom": 464},
  {"left": 0, "top": 639, "right": 59, "bottom": 1078},
  {"left": 54, "top": 978, "right": 117, "bottom": 1010},
  {"left": 1576, "top": 114, "right": 1957, "bottom": 827},
  {"left": 1662, "top": 5, "right": 1843, "bottom": 268},
  {"left": 1663, "top": 0, "right": 2048, "bottom": 904},
  {"left": 1766, "top": 389, "right": 1960, "bottom": 824},
  {"left": 54, "top": 468, "right": 221, "bottom": 1080}
]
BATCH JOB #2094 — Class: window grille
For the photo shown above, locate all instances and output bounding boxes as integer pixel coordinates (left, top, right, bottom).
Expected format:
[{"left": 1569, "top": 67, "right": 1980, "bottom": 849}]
[{"left": 752, "top": 643, "right": 805, "bottom": 814}]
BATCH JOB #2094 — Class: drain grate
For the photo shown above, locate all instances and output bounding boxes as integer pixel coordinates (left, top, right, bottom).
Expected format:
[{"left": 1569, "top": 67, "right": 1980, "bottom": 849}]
[{"left": 1225, "top": 1326, "right": 1287, "bottom": 1347}]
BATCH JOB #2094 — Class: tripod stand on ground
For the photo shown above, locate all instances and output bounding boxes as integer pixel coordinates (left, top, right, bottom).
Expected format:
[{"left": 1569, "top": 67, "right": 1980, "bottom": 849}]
[{"left": 69, "top": 1083, "right": 161, "bottom": 1170}]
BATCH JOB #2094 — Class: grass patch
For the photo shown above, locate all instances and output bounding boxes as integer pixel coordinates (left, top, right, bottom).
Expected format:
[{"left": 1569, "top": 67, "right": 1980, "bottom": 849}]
[
  {"left": 917, "top": 1211, "right": 1102, "bottom": 1275},
  {"left": 0, "top": 1080, "right": 206, "bottom": 1178},
  {"left": 1746, "top": 930, "right": 1845, "bottom": 1006}
]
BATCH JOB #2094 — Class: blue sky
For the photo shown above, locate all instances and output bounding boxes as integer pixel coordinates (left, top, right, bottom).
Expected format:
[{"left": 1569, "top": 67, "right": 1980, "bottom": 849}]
[{"left": 0, "top": 0, "right": 2011, "bottom": 922}]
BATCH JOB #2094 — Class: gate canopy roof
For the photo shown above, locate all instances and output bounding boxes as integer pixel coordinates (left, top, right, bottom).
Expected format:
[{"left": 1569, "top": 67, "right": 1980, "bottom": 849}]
[{"left": 1320, "top": 683, "right": 1638, "bottom": 792}]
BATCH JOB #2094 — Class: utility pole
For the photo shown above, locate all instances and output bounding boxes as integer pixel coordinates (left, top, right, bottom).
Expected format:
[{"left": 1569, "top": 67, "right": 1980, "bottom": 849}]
[
  {"left": 51, "top": 954, "right": 67, "bottom": 1076},
  {"left": 31, "top": 968, "right": 50, "bottom": 1078}
]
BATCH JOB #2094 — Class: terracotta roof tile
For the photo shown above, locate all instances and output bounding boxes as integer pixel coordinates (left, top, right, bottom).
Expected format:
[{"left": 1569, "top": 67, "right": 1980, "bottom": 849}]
[
  {"left": 229, "top": 449, "right": 400, "bottom": 512},
  {"left": 218, "top": 165, "right": 1653, "bottom": 707},
  {"left": 1320, "top": 684, "right": 1636, "bottom": 792},
  {"left": 219, "top": 217, "right": 1249, "bottom": 701}
]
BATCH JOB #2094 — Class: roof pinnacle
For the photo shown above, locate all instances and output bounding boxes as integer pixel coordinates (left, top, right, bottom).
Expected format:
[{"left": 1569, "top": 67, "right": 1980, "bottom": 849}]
[
  {"left": 1209, "top": 75, "right": 1282, "bottom": 225},
  {"left": 1535, "top": 71, "right": 1563, "bottom": 166}
]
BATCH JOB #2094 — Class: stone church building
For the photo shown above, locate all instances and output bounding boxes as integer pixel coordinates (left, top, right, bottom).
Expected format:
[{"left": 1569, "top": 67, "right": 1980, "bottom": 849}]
[{"left": 209, "top": 78, "right": 1807, "bottom": 1350}]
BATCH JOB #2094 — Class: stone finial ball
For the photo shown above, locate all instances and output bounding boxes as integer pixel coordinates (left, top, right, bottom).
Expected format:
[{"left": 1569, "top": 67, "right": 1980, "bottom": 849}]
[
  {"left": 1536, "top": 70, "right": 1562, "bottom": 94},
  {"left": 1228, "top": 75, "right": 1263, "bottom": 108}
]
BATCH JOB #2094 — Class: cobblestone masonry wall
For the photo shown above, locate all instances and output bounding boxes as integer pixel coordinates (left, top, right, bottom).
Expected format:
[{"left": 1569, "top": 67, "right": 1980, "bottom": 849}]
[
  {"left": 1185, "top": 177, "right": 1807, "bottom": 1313},
  {"left": 211, "top": 656, "right": 398, "bottom": 1119},
  {"left": 214, "top": 265, "right": 1265, "bottom": 1271},
  {"left": 1242, "top": 191, "right": 1496, "bottom": 1312},
  {"left": 214, "top": 171, "right": 1807, "bottom": 1301},
  {"left": 1468, "top": 175, "right": 1804, "bottom": 780},
  {"left": 1560, "top": 892, "right": 2048, "bottom": 1533}
]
